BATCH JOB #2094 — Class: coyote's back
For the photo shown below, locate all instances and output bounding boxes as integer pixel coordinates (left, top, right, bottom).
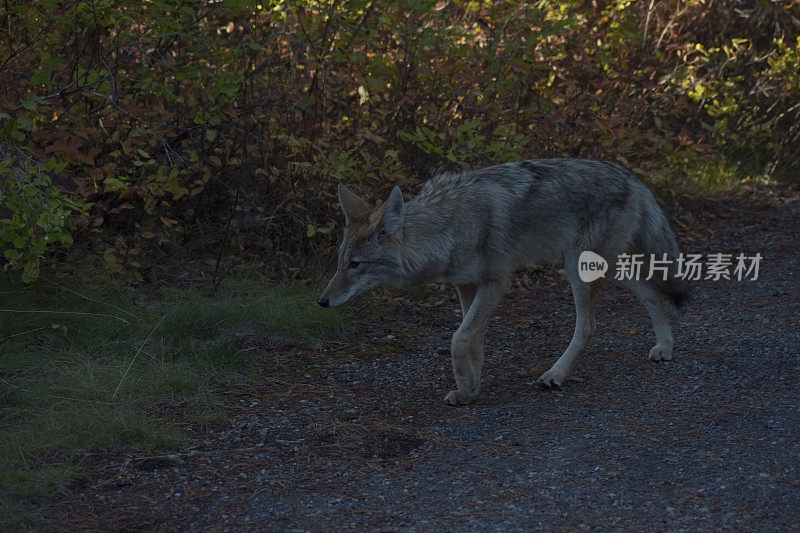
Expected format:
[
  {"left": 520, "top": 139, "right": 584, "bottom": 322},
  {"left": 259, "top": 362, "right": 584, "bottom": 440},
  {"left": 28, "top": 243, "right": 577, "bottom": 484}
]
[{"left": 401, "top": 159, "right": 689, "bottom": 302}]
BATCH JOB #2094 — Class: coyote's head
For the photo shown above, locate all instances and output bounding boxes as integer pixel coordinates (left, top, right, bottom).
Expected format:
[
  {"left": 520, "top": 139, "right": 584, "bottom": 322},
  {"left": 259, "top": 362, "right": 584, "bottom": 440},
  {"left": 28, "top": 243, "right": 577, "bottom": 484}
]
[{"left": 318, "top": 184, "right": 405, "bottom": 308}]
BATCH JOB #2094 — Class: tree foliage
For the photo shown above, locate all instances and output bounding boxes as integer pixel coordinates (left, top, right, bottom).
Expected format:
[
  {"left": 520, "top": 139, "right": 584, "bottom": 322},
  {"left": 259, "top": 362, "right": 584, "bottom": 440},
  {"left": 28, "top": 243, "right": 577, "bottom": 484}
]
[{"left": 0, "top": 0, "right": 798, "bottom": 281}]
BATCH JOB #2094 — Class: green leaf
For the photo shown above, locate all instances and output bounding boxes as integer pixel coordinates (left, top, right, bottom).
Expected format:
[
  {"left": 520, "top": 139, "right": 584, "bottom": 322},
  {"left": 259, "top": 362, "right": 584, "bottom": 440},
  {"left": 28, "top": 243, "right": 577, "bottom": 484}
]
[
  {"left": 16, "top": 115, "right": 34, "bottom": 131},
  {"left": 4, "top": 249, "right": 22, "bottom": 261},
  {"left": 103, "top": 177, "right": 129, "bottom": 191},
  {"left": 206, "top": 129, "right": 217, "bottom": 141}
]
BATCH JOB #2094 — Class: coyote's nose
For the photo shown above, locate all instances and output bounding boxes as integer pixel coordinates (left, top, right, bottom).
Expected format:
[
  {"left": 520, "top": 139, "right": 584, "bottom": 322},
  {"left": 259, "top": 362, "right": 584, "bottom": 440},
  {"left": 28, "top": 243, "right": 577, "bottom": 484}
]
[{"left": 317, "top": 298, "right": 330, "bottom": 307}]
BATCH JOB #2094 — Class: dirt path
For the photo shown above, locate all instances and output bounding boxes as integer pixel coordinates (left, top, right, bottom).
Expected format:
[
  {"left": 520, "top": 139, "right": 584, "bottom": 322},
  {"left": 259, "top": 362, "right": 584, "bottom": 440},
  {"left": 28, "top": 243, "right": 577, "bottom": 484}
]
[{"left": 55, "top": 191, "right": 799, "bottom": 531}]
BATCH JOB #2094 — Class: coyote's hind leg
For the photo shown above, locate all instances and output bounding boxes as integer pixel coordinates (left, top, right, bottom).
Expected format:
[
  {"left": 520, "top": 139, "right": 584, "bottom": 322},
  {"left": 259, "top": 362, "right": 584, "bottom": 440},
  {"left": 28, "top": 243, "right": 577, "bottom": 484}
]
[
  {"left": 539, "top": 279, "right": 600, "bottom": 387},
  {"left": 616, "top": 279, "right": 673, "bottom": 361}
]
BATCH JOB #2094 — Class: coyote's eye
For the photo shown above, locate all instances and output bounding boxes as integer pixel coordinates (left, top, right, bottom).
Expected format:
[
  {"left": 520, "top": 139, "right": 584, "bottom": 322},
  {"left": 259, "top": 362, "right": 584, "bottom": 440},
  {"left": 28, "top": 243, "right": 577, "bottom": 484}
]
[{"left": 348, "top": 260, "right": 361, "bottom": 269}]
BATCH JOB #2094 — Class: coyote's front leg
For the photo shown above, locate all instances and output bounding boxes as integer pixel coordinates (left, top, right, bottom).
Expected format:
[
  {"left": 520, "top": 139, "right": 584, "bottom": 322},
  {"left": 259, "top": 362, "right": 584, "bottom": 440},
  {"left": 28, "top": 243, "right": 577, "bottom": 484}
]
[{"left": 445, "top": 280, "right": 507, "bottom": 405}]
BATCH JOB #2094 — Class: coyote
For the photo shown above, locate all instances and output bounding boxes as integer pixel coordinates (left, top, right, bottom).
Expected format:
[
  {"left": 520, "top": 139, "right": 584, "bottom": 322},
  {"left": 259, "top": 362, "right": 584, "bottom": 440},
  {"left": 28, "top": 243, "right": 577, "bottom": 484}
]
[{"left": 319, "top": 159, "right": 690, "bottom": 405}]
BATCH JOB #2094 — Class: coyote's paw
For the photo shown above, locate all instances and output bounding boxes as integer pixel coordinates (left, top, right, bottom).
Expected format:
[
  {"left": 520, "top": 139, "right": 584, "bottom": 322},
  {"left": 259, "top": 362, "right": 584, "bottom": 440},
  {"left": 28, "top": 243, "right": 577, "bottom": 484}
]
[
  {"left": 444, "top": 389, "right": 477, "bottom": 406},
  {"left": 538, "top": 367, "right": 567, "bottom": 388},
  {"left": 648, "top": 343, "right": 673, "bottom": 361}
]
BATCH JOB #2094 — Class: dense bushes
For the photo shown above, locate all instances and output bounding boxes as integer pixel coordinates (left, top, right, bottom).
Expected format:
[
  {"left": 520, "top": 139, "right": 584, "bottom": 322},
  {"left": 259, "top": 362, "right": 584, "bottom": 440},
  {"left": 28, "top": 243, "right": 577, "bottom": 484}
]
[{"left": 1, "top": 0, "right": 798, "bottom": 282}]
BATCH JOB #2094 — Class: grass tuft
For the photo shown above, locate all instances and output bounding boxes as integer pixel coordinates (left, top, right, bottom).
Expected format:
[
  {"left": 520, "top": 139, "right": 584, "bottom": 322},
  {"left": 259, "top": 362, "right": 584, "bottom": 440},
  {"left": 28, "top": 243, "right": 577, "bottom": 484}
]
[{"left": 0, "top": 277, "right": 343, "bottom": 530}]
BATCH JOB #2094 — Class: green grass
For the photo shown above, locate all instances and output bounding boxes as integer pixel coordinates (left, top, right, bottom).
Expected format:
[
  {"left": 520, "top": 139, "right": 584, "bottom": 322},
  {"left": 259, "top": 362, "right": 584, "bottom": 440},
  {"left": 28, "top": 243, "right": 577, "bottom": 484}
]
[
  {"left": 680, "top": 158, "right": 761, "bottom": 190},
  {"left": 653, "top": 145, "right": 777, "bottom": 195},
  {"left": 0, "top": 276, "right": 344, "bottom": 530}
]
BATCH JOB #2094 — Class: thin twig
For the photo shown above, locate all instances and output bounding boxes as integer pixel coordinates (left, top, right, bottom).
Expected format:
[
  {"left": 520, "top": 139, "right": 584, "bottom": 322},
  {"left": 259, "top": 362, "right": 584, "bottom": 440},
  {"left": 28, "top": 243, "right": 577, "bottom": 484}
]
[
  {"left": 0, "top": 325, "right": 49, "bottom": 343},
  {"left": 0, "top": 309, "right": 130, "bottom": 325},
  {"left": 41, "top": 278, "right": 137, "bottom": 318},
  {"left": 643, "top": 0, "right": 656, "bottom": 47},
  {"left": 112, "top": 314, "right": 165, "bottom": 399},
  {"left": 0, "top": 20, "right": 58, "bottom": 70}
]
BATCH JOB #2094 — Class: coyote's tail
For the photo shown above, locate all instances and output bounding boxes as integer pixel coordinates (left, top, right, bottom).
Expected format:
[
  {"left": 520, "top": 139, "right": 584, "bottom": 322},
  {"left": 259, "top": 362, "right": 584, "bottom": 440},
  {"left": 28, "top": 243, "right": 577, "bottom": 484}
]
[{"left": 636, "top": 198, "right": 691, "bottom": 309}]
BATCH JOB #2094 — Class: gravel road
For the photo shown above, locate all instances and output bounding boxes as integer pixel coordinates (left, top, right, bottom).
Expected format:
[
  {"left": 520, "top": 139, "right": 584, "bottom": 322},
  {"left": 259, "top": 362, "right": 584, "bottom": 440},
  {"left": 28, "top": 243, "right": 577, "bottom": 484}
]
[{"left": 55, "top": 190, "right": 799, "bottom": 531}]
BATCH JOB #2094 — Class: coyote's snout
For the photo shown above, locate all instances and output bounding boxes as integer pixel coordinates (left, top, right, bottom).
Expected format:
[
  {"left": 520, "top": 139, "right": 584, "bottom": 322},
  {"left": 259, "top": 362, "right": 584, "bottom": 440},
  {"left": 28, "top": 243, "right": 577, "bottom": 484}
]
[{"left": 320, "top": 159, "right": 690, "bottom": 405}]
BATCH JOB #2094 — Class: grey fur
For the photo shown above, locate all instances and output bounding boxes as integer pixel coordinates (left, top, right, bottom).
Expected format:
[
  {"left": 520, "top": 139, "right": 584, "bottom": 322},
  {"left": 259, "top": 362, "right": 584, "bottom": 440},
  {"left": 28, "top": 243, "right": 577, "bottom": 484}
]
[{"left": 320, "top": 159, "right": 690, "bottom": 405}]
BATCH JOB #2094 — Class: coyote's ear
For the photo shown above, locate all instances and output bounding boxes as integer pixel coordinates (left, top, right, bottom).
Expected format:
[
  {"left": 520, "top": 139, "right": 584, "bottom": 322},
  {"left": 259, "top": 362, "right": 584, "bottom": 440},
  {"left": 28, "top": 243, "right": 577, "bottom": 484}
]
[
  {"left": 378, "top": 186, "right": 404, "bottom": 235},
  {"left": 337, "top": 183, "right": 370, "bottom": 225}
]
